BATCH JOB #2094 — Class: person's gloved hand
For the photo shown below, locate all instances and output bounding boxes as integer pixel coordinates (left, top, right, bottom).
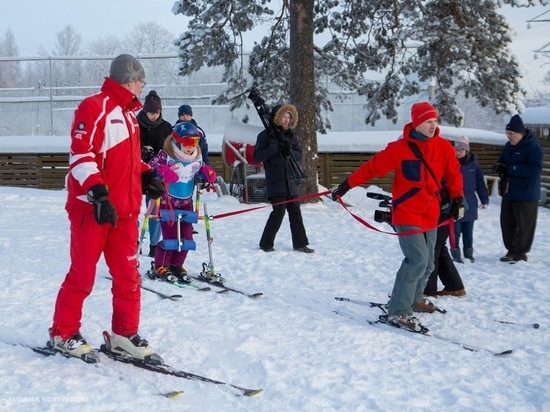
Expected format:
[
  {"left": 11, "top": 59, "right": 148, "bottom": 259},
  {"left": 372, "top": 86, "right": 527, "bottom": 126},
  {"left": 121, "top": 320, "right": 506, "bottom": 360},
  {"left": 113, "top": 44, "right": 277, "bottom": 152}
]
[
  {"left": 200, "top": 164, "right": 217, "bottom": 183},
  {"left": 280, "top": 139, "right": 292, "bottom": 156},
  {"left": 158, "top": 164, "right": 178, "bottom": 183},
  {"left": 492, "top": 163, "right": 508, "bottom": 175},
  {"left": 141, "top": 146, "right": 154, "bottom": 162},
  {"left": 331, "top": 178, "right": 351, "bottom": 201},
  {"left": 87, "top": 184, "right": 117, "bottom": 226},
  {"left": 449, "top": 197, "right": 465, "bottom": 220},
  {"left": 141, "top": 169, "right": 165, "bottom": 199}
]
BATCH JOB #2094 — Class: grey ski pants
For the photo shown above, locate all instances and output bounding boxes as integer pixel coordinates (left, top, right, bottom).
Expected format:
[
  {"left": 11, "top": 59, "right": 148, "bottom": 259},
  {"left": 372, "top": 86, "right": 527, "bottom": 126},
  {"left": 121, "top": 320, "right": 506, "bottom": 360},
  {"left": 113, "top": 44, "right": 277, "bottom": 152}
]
[{"left": 387, "top": 225, "right": 436, "bottom": 317}]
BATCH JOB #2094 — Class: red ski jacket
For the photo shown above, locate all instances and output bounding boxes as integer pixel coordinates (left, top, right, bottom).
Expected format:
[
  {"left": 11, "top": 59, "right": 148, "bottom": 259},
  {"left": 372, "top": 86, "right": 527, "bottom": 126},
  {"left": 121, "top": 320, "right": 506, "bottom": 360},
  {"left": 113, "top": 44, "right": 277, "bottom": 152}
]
[
  {"left": 65, "top": 77, "right": 149, "bottom": 219},
  {"left": 348, "top": 123, "right": 463, "bottom": 229}
]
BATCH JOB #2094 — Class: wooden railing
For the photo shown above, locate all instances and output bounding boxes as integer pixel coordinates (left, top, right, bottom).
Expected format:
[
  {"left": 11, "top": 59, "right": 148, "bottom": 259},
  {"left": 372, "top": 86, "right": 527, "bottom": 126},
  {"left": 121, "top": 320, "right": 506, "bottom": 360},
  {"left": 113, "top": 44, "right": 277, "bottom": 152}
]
[{"left": 1, "top": 142, "right": 549, "bottom": 208}]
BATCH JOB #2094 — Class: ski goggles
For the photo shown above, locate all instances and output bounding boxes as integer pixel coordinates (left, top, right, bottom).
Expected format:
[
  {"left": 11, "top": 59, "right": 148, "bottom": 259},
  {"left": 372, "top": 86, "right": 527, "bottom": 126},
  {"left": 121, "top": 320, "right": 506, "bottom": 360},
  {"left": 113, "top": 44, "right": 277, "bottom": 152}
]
[{"left": 172, "top": 132, "right": 199, "bottom": 147}]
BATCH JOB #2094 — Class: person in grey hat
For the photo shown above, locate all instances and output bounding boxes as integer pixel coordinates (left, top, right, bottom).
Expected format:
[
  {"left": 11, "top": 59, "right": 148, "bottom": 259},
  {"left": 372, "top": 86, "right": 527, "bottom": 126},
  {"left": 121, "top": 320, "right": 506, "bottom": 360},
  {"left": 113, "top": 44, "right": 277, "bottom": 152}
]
[
  {"left": 450, "top": 135, "right": 489, "bottom": 264},
  {"left": 49, "top": 54, "right": 165, "bottom": 363},
  {"left": 109, "top": 53, "right": 146, "bottom": 87},
  {"left": 494, "top": 114, "right": 543, "bottom": 264}
]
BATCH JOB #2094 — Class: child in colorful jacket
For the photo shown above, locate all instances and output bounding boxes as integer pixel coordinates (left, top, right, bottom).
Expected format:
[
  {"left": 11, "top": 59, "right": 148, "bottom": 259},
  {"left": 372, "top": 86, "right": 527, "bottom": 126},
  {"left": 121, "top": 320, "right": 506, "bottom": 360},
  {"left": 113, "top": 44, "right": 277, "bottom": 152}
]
[{"left": 148, "top": 122, "right": 216, "bottom": 282}]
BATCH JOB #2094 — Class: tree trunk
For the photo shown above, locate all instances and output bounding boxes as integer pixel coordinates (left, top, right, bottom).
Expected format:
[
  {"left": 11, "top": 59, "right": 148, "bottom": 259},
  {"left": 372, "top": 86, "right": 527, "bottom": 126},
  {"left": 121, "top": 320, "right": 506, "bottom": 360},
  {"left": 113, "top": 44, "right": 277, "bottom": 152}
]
[{"left": 289, "top": 0, "right": 319, "bottom": 202}]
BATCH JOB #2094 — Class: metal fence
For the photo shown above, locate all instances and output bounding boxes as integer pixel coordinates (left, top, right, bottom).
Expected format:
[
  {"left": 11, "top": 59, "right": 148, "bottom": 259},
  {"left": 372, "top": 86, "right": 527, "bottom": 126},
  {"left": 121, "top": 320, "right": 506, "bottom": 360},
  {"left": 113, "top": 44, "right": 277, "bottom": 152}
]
[{"left": 0, "top": 53, "right": 431, "bottom": 136}]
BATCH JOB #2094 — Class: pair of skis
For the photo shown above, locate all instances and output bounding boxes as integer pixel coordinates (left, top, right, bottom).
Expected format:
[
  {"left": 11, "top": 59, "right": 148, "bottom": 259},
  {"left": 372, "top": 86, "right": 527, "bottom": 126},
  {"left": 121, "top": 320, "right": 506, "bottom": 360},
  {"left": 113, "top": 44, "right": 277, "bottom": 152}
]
[
  {"left": 140, "top": 269, "right": 262, "bottom": 300},
  {"left": 136, "top": 188, "right": 262, "bottom": 299},
  {"left": 333, "top": 296, "right": 524, "bottom": 356},
  {"left": 32, "top": 331, "right": 262, "bottom": 397}
]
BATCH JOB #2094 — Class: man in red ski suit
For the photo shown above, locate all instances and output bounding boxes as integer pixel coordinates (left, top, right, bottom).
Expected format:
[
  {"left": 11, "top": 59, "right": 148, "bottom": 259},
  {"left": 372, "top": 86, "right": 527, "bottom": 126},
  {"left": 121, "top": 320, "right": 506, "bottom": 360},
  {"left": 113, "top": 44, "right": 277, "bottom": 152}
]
[{"left": 49, "top": 54, "right": 165, "bottom": 361}]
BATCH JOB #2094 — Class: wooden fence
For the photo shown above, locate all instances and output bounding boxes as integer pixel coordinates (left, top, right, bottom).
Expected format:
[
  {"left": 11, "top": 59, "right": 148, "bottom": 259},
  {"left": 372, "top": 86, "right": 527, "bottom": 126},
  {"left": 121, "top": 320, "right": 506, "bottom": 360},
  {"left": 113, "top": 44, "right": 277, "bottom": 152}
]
[{"left": 1, "top": 141, "right": 549, "bottom": 208}]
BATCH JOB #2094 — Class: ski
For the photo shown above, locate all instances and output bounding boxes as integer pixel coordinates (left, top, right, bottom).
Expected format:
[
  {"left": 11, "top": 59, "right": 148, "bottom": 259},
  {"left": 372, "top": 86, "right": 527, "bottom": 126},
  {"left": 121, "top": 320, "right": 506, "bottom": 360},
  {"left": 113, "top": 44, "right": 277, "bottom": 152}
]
[
  {"left": 31, "top": 341, "right": 263, "bottom": 397},
  {"left": 104, "top": 276, "right": 183, "bottom": 300},
  {"left": 190, "top": 275, "right": 263, "bottom": 299},
  {"left": 98, "top": 332, "right": 262, "bottom": 397},
  {"left": 335, "top": 296, "right": 447, "bottom": 314},
  {"left": 334, "top": 308, "right": 513, "bottom": 356},
  {"left": 142, "top": 263, "right": 219, "bottom": 293},
  {"left": 467, "top": 315, "right": 540, "bottom": 329},
  {"left": 98, "top": 346, "right": 262, "bottom": 396},
  {"left": 336, "top": 296, "right": 540, "bottom": 329},
  {"left": 141, "top": 284, "right": 183, "bottom": 301},
  {"left": 145, "top": 276, "right": 214, "bottom": 293},
  {"left": 32, "top": 345, "right": 184, "bottom": 398},
  {"left": 32, "top": 343, "right": 100, "bottom": 363}
]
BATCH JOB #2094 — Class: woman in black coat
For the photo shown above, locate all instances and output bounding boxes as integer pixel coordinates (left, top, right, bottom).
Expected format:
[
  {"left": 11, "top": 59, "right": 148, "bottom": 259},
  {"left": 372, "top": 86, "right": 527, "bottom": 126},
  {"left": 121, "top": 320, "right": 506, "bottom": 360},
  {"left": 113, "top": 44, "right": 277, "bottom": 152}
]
[{"left": 253, "top": 104, "right": 314, "bottom": 253}]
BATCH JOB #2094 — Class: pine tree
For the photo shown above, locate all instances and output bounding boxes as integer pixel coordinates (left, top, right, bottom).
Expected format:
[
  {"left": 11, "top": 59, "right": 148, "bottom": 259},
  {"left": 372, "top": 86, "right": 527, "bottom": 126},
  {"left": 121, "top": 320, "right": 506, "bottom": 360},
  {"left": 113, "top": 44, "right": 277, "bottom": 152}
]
[{"left": 172, "top": 0, "right": 543, "bottom": 193}]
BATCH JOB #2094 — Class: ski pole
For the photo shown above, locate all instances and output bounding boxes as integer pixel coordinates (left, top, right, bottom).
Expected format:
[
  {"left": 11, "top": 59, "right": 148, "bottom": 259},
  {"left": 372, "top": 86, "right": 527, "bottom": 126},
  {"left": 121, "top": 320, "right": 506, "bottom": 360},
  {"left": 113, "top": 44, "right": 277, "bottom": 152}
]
[
  {"left": 138, "top": 198, "right": 157, "bottom": 254},
  {"left": 203, "top": 202, "right": 215, "bottom": 276}
]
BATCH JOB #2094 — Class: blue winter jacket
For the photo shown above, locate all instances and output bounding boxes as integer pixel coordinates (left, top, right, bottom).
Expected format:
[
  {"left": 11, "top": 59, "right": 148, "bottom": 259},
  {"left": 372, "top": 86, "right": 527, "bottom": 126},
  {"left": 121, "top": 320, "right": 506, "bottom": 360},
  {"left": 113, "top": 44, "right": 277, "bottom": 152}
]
[
  {"left": 458, "top": 152, "right": 489, "bottom": 222},
  {"left": 496, "top": 129, "right": 543, "bottom": 202}
]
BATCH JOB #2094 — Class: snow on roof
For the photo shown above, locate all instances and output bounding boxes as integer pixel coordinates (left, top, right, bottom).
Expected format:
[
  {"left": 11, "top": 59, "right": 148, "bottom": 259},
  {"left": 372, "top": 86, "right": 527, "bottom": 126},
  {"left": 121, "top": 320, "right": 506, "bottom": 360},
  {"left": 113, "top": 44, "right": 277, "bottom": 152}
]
[
  {"left": 521, "top": 107, "right": 550, "bottom": 126},
  {"left": 0, "top": 122, "right": 507, "bottom": 154}
]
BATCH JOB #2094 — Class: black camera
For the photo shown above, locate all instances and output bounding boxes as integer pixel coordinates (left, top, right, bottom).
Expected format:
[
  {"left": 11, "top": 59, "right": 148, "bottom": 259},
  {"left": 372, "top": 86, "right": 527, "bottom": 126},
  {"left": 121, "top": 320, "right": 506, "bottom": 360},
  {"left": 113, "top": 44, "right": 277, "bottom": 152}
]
[
  {"left": 367, "top": 192, "right": 392, "bottom": 224},
  {"left": 374, "top": 210, "right": 392, "bottom": 224}
]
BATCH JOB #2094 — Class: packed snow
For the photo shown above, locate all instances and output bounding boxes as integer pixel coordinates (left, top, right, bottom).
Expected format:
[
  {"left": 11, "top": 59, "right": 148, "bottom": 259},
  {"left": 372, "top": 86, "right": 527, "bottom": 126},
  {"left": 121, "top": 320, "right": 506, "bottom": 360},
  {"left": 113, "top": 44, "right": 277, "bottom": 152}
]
[{"left": 0, "top": 184, "right": 548, "bottom": 411}]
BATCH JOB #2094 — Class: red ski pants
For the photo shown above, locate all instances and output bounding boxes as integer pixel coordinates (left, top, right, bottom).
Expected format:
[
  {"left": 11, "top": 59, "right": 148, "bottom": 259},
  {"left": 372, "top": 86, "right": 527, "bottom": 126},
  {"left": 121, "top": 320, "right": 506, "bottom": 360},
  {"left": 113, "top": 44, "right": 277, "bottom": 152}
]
[{"left": 51, "top": 211, "right": 141, "bottom": 340}]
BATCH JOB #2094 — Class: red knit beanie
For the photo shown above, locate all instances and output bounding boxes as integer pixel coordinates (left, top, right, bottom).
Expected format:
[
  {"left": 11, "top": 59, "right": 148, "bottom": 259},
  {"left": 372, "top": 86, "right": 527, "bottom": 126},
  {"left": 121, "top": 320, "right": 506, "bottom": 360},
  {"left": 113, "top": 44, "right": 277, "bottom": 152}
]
[{"left": 411, "top": 102, "right": 438, "bottom": 128}]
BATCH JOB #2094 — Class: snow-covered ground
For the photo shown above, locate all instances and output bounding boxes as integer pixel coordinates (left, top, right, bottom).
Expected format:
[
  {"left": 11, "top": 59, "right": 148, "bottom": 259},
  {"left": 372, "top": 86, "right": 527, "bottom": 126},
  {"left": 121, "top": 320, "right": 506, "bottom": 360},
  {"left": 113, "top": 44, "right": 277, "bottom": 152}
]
[{"left": 0, "top": 185, "right": 547, "bottom": 411}]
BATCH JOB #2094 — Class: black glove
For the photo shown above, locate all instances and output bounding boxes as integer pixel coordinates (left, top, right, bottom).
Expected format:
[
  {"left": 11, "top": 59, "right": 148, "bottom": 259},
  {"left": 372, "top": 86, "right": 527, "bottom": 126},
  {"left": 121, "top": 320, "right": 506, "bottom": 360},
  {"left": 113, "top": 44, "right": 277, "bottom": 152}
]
[
  {"left": 141, "top": 146, "right": 154, "bottom": 162},
  {"left": 279, "top": 139, "right": 292, "bottom": 156},
  {"left": 492, "top": 163, "right": 508, "bottom": 176},
  {"left": 449, "top": 196, "right": 465, "bottom": 220},
  {"left": 87, "top": 184, "right": 117, "bottom": 226},
  {"left": 141, "top": 169, "right": 165, "bottom": 199},
  {"left": 331, "top": 178, "right": 351, "bottom": 201}
]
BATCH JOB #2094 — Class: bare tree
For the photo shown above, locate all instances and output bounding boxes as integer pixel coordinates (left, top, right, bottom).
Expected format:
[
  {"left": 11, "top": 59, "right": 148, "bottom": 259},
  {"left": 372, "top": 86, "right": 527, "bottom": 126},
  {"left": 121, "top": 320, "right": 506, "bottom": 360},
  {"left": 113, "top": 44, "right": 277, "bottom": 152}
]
[
  {"left": 53, "top": 25, "right": 83, "bottom": 91},
  {"left": 0, "top": 27, "right": 23, "bottom": 88},
  {"left": 125, "top": 22, "right": 177, "bottom": 84},
  {"left": 83, "top": 36, "right": 123, "bottom": 86}
]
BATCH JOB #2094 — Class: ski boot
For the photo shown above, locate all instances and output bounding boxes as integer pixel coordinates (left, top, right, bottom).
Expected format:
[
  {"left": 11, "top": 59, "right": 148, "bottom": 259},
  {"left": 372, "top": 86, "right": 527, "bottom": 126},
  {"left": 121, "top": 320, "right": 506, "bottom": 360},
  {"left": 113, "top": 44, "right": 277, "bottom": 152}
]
[
  {"left": 199, "top": 263, "right": 225, "bottom": 284},
  {"left": 169, "top": 265, "right": 192, "bottom": 284},
  {"left": 48, "top": 330, "right": 100, "bottom": 363},
  {"left": 101, "top": 331, "right": 163, "bottom": 364}
]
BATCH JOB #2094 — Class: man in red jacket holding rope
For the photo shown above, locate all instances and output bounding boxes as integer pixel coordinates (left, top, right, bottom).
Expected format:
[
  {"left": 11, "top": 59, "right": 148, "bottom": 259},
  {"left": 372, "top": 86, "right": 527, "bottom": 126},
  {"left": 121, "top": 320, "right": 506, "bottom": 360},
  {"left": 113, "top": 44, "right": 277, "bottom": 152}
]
[{"left": 332, "top": 102, "right": 464, "bottom": 332}]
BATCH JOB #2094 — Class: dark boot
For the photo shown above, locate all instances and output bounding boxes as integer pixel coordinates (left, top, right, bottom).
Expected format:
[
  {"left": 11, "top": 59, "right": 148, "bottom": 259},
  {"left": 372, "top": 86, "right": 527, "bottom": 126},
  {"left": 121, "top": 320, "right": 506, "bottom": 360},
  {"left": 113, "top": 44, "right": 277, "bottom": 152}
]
[
  {"left": 463, "top": 247, "right": 475, "bottom": 262},
  {"left": 450, "top": 248, "right": 463, "bottom": 264},
  {"left": 148, "top": 245, "right": 156, "bottom": 258}
]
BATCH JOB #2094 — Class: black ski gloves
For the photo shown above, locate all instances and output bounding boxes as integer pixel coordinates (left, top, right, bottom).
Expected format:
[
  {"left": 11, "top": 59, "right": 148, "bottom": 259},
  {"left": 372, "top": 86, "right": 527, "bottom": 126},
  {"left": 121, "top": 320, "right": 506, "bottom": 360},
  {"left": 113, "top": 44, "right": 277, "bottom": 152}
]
[
  {"left": 449, "top": 196, "right": 465, "bottom": 220},
  {"left": 279, "top": 139, "right": 292, "bottom": 156},
  {"left": 87, "top": 184, "right": 117, "bottom": 227},
  {"left": 331, "top": 178, "right": 351, "bottom": 201},
  {"left": 141, "top": 169, "right": 165, "bottom": 199},
  {"left": 141, "top": 145, "right": 154, "bottom": 162},
  {"left": 492, "top": 163, "right": 508, "bottom": 176}
]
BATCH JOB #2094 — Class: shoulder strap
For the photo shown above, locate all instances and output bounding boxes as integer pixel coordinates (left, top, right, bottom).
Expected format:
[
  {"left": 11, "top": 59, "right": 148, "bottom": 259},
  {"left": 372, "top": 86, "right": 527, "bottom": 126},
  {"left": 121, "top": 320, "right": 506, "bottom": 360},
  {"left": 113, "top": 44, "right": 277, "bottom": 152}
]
[{"left": 407, "top": 141, "right": 442, "bottom": 190}]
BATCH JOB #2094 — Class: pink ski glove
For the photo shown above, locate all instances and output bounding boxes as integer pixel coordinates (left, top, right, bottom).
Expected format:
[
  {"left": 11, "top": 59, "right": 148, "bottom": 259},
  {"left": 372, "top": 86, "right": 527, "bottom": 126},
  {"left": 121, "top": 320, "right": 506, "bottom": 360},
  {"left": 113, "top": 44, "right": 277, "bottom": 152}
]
[
  {"left": 158, "top": 164, "right": 178, "bottom": 183},
  {"left": 201, "top": 164, "right": 217, "bottom": 183}
]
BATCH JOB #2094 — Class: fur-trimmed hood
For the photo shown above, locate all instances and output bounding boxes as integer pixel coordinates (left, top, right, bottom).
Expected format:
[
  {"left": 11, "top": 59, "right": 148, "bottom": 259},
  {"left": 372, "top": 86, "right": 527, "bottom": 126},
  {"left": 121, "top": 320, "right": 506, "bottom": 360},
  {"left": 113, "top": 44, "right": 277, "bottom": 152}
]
[{"left": 271, "top": 104, "right": 299, "bottom": 129}]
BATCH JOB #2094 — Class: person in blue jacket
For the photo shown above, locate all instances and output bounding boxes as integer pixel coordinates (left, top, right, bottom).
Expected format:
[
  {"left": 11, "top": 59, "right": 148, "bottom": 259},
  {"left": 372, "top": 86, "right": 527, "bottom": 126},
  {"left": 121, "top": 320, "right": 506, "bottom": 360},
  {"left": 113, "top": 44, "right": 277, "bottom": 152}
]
[
  {"left": 451, "top": 136, "right": 489, "bottom": 263},
  {"left": 494, "top": 115, "right": 543, "bottom": 264}
]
